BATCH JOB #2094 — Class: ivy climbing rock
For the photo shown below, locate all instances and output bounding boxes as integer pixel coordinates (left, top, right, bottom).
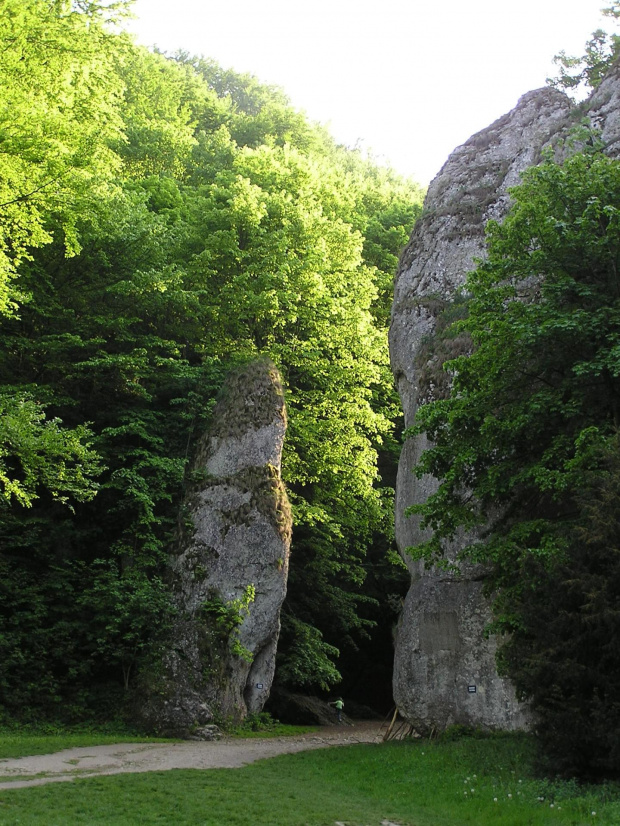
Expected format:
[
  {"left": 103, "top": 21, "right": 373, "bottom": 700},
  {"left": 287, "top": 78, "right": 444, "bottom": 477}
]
[{"left": 139, "top": 358, "right": 292, "bottom": 736}]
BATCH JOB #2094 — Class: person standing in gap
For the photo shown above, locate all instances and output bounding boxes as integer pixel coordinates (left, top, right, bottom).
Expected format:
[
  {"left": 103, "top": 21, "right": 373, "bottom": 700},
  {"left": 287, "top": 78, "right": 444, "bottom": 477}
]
[{"left": 330, "top": 697, "right": 344, "bottom": 723}]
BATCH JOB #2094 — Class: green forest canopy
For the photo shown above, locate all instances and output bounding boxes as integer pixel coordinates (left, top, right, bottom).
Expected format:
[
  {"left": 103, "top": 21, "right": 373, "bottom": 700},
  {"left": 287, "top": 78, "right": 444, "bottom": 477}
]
[{"left": 0, "top": 0, "right": 423, "bottom": 719}]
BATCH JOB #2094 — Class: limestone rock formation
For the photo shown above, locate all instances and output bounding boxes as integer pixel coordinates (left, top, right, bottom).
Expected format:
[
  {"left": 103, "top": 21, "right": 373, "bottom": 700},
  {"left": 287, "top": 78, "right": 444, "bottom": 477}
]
[
  {"left": 574, "top": 60, "right": 620, "bottom": 160},
  {"left": 389, "top": 71, "right": 620, "bottom": 732},
  {"left": 140, "top": 358, "right": 292, "bottom": 736},
  {"left": 390, "top": 90, "right": 569, "bottom": 733}
]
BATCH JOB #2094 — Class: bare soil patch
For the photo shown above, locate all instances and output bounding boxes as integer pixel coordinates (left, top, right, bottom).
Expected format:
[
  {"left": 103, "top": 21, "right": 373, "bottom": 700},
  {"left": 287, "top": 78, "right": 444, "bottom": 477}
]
[{"left": 0, "top": 722, "right": 383, "bottom": 790}]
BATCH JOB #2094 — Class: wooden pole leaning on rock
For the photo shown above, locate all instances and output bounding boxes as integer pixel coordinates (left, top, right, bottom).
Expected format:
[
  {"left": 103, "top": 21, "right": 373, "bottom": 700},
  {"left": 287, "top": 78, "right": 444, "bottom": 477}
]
[{"left": 382, "top": 708, "right": 417, "bottom": 741}]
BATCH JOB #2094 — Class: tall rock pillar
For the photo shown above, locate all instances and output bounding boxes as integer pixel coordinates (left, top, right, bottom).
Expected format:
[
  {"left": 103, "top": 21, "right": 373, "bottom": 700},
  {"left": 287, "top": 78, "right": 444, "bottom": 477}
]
[
  {"left": 389, "top": 88, "right": 573, "bottom": 732},
  {"left": 140, "top": 358, "right": 292, "bottom": 735}
]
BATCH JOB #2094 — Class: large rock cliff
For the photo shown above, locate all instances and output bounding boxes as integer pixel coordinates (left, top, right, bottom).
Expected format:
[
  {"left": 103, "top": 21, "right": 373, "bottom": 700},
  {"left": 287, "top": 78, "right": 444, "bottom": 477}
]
[
  {"left": 140, "top": 358, "right": 292, "bottom": 736},
  {"left": 390, "top": 63, "right": 620, "bottom": 732}
]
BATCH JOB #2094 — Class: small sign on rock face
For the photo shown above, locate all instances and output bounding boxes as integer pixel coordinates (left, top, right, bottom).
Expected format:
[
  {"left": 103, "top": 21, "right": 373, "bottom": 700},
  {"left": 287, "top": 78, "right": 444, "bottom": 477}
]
[{"left": 468, "top": 685, "right": 477, "bottom": 693}]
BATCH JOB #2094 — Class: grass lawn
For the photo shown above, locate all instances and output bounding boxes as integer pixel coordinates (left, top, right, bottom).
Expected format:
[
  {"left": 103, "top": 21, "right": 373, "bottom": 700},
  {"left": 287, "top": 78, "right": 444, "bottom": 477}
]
[
  {"left": 0, "top": 733, "right": 619, "bottom": 825},
  {"left": 0, "top": 722, "right": 317, "bottom": 760},
  {"left": 0, "top": 730, "right": 175, "bottom": 761}
]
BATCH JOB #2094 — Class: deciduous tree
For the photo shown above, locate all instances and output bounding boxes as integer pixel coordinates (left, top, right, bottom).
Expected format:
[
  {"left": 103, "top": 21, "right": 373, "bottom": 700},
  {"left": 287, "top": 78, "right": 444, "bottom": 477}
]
[{"left": 410, "top": 150, "right": 620, "bottom": 776}]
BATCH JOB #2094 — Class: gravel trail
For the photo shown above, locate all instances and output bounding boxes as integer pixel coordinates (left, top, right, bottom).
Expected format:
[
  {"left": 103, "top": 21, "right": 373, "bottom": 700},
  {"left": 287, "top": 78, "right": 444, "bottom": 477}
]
[{"left": 0, "top": 722, "right": 383, "bottom": 790}]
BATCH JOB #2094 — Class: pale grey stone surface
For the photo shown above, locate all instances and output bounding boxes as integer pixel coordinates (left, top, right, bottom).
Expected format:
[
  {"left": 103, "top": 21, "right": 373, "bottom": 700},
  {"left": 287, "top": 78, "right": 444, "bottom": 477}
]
[
  {"left": 205, "top": 424, "right": 285, "bottom": 477},
  {"left": 577, "top": 61, "right": 620, "bottom": 160},
  {"left": 390, "top": 68, "right": 620, "bottom": 732},
  {"left": 139, "top": 359, "right": 291, "bottom": 735},
  {"left": 393, "top": 577, "right": 529, "bottom": 732}
]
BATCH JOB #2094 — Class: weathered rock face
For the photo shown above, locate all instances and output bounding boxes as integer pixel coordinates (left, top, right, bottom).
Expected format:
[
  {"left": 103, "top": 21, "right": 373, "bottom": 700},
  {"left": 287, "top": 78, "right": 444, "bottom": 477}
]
[
  {"left": 574, "top": 61, "right": 620, "bottom": 160},
  {"left": 389, "top": 85, "right": 586, "bottom": 732},
  {"left": 391, "top": 63, "right": 620, "bottom": 731},
  {"left": 140, "top": 358, "right": 292, "bottom": 735}
]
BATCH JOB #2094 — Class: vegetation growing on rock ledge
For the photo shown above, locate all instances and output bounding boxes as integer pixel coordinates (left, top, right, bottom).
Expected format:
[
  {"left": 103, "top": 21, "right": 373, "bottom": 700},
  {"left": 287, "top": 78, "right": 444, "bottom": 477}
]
[{"left": 548, "top": 1, "right": 620, "bottom": 95}]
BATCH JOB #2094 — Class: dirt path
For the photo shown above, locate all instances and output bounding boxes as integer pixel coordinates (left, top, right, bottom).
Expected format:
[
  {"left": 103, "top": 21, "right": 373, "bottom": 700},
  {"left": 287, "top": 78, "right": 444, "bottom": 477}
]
[{"left": 0, "top": 722, "right": 383, "bottom": 790}]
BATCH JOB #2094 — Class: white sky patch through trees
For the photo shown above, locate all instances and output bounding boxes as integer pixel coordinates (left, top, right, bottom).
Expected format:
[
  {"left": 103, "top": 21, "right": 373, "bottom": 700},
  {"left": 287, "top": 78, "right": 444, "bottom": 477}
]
[{"left": 128, "top": 0, "right": 606, "bottom": 185}]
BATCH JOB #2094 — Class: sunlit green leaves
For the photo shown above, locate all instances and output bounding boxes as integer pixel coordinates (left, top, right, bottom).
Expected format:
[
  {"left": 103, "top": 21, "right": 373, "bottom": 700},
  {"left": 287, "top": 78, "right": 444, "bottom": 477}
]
[
  {"left": 0, "top": 392, "right": 102, "bottom": 507},
  {"left": 0, "top": 25, "right": 423, "bottom": 711},
  {"left": 0, "top": 0, "right": 129, "bottom": 312}
]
